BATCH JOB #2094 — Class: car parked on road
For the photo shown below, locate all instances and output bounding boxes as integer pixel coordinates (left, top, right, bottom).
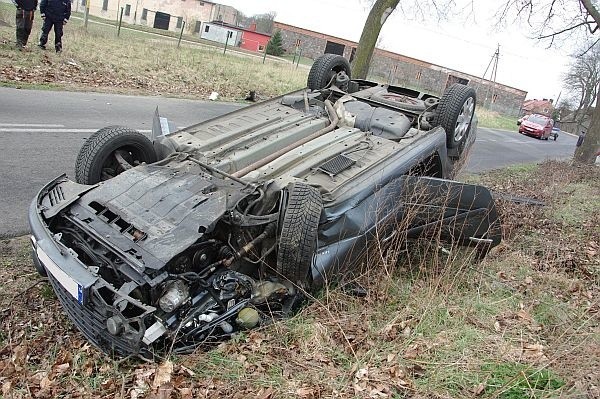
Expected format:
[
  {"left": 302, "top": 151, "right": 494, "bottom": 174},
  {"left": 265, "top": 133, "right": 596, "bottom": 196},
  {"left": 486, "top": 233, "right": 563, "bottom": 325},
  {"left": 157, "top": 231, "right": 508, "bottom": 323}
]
[
  {"left": 28, "top": 54, "right": 501, "bottom": 357},
  {"left": 518, "top": 114, "right": 554, "bottom": 140}
]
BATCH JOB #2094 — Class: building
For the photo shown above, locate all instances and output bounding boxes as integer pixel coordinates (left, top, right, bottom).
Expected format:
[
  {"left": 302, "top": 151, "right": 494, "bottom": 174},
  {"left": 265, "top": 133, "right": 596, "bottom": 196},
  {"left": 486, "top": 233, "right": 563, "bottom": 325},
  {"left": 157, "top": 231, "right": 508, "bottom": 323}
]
[
  {"left": 81, "top": 0, "right": 238, "bottom": 34},
  {"left": 200, "top": 21, "right": 270, "bottom": 52},
  {"left": 521, "top": 99, "right": 554, "bottom": 116},
  {"left": 273, "top": 22, "right": 527, "bottom": 116}
]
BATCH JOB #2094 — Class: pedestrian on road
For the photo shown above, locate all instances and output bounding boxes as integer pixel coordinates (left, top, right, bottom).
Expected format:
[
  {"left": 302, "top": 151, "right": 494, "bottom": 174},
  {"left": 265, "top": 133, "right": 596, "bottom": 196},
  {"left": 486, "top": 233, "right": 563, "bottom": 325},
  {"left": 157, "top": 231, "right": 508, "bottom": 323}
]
[
  {"left": 12, "top": 0, "right": 38, "bottom": 50},
  {"left": 38, "top": 0, "right": 71, "bottom": 53}
]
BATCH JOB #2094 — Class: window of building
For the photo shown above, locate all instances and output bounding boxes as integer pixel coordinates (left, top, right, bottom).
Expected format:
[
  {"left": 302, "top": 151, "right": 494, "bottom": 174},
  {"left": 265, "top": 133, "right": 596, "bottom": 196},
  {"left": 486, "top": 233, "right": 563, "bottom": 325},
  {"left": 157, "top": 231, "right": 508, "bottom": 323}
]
[
  {"left": 492, "top": 94, "right": 499, "bottom": 103},
  {"left": 176, "top": 16, "right": 183, "bottom": 28},
  {"left": 141, "top": 8, "right": 148, "bottom": 20},
  {"left": 124, "top": 4, "right": 131, "bottom": 16},
  {"left": 415, "top": 71, "right": 422, "bottom": 80},
  {"left": 194, "top": 21, "right": 202, "bottom": 33},
  {"left": 102, "top": 0, "right": 108, "bottom": 11},
  {"left": 258, "top": 44, "right": 265, "bottom": 51},
  {"left": 227, "top": 31, "right": 233, "bottom": 38},
  {"left": 81, "top": 0, "right": 86, "bottom": 6},
  {"left": 204, "top": 25, "right": 210, "bottom": 33}
]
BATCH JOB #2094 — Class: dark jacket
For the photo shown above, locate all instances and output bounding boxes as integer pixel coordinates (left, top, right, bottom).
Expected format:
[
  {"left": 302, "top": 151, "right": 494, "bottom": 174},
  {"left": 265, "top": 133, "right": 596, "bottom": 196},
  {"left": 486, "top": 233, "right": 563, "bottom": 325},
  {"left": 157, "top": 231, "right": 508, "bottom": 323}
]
[
  {"left": 15, "top": 0, "right": 38, "bottom": 11},
  {"left": 40, "top": 0, "right": 71, "bottom": 21}
]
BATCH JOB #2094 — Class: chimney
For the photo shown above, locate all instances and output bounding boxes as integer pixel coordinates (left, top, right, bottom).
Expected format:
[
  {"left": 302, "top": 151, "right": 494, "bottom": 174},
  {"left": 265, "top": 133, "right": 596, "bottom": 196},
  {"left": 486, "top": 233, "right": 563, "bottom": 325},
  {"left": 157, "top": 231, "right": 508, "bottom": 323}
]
[{"left": 249, "top": 22, "right": 257, "bottom": 31}]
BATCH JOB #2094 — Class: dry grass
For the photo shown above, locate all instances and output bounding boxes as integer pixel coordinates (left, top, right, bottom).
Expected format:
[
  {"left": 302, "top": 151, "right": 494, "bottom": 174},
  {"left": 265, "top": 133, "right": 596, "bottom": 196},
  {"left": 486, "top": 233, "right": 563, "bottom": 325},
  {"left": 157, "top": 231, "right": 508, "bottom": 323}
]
[
  {"left": 1, "top": 160, "right": 598, "bottom": 398},
  {"left": 0, "top": 4, "right": 307, "bottom": 101}
]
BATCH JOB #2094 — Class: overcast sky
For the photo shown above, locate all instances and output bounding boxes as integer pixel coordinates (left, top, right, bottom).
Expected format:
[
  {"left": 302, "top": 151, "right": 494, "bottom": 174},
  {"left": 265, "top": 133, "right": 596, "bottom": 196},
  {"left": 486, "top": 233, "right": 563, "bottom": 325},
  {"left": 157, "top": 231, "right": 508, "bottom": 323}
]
[{"left": 218, "top": 0, "right": 577, "bottom": 101}]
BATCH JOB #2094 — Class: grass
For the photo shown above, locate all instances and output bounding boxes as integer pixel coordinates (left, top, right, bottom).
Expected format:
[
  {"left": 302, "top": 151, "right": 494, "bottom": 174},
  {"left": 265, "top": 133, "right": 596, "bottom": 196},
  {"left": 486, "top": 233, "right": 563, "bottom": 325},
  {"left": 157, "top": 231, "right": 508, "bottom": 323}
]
[
  {"left": 477, "top": 107, "right": 518, "bottom": 130},
  {"left": 0, "top": 2, "right": 307, "bottom": 101}
]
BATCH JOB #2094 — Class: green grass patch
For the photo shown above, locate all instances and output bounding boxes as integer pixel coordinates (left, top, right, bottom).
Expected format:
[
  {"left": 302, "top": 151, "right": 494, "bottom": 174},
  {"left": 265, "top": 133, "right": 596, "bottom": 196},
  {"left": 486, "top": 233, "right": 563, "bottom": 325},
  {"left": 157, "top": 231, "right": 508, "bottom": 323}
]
[
  {"left": 482, "top": 362, "right": 565, "bottom": 398},
  {"left": 477, "top": 108, "right": 518, "bottom": 130}
]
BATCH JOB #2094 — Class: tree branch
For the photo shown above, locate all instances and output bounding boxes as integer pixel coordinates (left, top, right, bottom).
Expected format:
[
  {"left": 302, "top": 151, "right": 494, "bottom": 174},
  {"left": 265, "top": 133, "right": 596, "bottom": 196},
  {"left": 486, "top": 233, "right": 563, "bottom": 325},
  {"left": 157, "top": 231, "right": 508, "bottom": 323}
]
[{"left": 538, "top": 20, "right": 596, "bottom": 38}]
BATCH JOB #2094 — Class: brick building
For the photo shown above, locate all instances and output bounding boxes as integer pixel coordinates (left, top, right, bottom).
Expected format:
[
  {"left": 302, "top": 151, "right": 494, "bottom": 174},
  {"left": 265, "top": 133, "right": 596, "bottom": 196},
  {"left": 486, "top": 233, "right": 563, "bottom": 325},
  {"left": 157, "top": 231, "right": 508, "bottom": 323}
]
[{"left": 273, "top": 22, "right": 527, "bottom": 116}]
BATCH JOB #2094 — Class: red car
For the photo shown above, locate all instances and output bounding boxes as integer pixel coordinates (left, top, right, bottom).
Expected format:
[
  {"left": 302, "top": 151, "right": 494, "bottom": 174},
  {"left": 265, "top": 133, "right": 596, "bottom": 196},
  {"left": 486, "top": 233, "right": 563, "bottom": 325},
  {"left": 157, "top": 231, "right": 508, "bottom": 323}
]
[{"left": 518, "top": 114, "right": 554, "bottom": 140}]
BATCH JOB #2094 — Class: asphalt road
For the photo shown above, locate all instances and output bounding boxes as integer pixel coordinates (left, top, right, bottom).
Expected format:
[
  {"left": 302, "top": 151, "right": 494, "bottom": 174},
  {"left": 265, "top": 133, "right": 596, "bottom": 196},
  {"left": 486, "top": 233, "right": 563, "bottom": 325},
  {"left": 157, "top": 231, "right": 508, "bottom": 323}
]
[{"left": 0, "top": 88, "right": 579, "bottom": 238}]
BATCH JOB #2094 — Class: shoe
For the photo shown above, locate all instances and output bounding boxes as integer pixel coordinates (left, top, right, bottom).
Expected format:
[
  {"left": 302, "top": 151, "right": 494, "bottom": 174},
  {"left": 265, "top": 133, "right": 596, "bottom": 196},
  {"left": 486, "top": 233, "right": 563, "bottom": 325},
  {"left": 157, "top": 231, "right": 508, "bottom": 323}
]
[{"left": 38, "top": 44, "right": 46, "bottom": 50}]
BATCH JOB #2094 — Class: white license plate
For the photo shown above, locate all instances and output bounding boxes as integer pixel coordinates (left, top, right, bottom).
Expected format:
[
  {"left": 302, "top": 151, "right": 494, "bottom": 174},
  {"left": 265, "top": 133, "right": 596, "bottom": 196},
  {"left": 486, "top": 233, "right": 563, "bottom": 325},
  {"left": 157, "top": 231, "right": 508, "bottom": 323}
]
[{"left": 37, "top": 246, "right": 84, "bottom": 305}]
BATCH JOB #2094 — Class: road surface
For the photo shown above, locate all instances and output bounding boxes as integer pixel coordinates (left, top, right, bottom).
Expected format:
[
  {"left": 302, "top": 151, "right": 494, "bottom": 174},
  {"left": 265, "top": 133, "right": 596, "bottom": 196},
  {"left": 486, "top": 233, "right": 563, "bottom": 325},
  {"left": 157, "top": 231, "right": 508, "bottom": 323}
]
[{"left": 0, "top": 88, "right": 578, "bottom": 237}]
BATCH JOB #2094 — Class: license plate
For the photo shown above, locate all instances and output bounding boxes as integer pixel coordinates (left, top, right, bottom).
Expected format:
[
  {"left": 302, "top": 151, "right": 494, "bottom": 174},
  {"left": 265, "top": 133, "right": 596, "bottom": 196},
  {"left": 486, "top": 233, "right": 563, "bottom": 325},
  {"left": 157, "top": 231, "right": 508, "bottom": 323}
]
[{"left": 37, "top": 246, "right": 85, "bottom": 305}]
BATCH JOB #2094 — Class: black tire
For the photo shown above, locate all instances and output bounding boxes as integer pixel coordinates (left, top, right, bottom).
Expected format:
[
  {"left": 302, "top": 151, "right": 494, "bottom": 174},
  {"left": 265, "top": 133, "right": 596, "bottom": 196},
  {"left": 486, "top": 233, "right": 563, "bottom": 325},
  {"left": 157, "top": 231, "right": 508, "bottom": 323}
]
[
  {"left": 434, "top": 84, "right": 476, "bottom": 149},
  {"left": 75, "top": 126, "right": 156, "bottom": 185},
  {"left": 307, "top": 54, "right": 351, "bottom": 91},
  {"left": 277, "top": 182, "right": 322, "bottom": 287}
]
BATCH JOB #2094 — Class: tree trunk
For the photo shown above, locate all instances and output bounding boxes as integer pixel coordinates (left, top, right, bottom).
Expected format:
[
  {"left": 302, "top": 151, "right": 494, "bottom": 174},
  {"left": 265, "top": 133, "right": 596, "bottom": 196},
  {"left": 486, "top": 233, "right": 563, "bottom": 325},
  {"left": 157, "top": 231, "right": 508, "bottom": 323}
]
[
  {"left": 574, "top": 88, "right": 600, "bottom": 164},
  {"left": 351, "top": 0, "right": 400, "bottom": 79}
]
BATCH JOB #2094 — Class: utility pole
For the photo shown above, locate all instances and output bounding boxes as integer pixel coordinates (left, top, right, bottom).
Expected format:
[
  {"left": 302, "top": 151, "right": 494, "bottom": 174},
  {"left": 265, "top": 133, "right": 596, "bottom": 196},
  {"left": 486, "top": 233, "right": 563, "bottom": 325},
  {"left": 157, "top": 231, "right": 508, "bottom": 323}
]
[{"left": 481, "top": 44, "right": 500, "bottom": 109}]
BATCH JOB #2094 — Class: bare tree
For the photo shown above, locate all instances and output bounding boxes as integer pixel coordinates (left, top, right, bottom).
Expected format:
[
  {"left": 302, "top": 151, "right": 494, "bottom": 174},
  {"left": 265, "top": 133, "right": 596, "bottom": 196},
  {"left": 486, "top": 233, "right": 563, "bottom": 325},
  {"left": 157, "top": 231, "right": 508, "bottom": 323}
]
[
  {"left": 352, "top": 0, "right": 453, "bottom": 79},
  {"left": 562, "top": 42, "right": 599, "bottom": 129},
  {"left": 352, "top": 0, "right": 400, "bottom": 79}
]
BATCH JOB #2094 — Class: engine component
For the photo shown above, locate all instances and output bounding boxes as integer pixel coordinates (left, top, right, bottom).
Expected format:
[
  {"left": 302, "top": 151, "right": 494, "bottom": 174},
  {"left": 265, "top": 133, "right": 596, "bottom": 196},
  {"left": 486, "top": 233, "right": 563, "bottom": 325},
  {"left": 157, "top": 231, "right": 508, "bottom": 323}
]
[
  {"left": 251, "top": 281, "right": 289, "bottom": 305},
  {"left": 236, "top": 307, "right": 260, "bottom": 329},
  {"left": 159, "top": 280, "right": 190, "bottom": 313},
  {"left": 106, "top": 315, "right": 124, "bottom": 336}
]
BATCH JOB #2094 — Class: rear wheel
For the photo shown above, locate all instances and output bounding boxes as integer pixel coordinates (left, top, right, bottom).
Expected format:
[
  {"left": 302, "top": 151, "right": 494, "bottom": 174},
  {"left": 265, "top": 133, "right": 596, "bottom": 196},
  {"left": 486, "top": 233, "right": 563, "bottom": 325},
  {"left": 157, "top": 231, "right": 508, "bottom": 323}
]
[
  {"left": 307, "top": 54, "right": 351, "bottom": 91},
  {"left": 276, "top": 182, "right": 322, "bottom": 287},
  {"left": 434, "top": 84, "right": 476, "bottom": 149},
  {"left": 75, "top": 126, "right": 156, "bottom": 185}
]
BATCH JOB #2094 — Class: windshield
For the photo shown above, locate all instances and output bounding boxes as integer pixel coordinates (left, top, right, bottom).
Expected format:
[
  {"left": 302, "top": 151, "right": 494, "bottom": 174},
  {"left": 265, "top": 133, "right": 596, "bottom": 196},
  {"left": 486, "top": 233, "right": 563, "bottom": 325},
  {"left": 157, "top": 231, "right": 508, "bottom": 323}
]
[{"left": 528, "top": 115, "right": 549, "bottom": 125}]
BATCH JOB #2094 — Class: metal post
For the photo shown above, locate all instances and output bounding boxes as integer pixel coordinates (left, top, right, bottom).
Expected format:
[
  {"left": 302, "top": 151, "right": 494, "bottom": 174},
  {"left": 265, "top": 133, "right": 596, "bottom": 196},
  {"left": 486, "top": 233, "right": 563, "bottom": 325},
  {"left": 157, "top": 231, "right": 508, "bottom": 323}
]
[
  {"left": 262, "top": 47, "right": 267, "bottom": 63},
  {"left": 84, "top": 0, "right": 90, "bottom": 30},
  {"left": 177, "top": 21, "right": 185, "bottom": 48},
  {"left": 117, "top": 7, "right": 124, "bottom": 36},
  {"left": 223, "top": 34, "right": 229, "bottom": 55},
  {"left": 296, "top": 48, "right": 302, "bottom": 69}
]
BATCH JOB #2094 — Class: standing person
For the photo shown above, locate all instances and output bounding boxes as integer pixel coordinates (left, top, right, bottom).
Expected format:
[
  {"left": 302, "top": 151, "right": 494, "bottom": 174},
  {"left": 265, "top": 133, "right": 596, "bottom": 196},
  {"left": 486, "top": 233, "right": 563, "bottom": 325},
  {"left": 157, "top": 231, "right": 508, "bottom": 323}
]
[
  {"left": 38, "top": 0, "right": 71, "bottom": 53},
  {"left": 13, "top": 0, "right": 38, "bottom": 50}
]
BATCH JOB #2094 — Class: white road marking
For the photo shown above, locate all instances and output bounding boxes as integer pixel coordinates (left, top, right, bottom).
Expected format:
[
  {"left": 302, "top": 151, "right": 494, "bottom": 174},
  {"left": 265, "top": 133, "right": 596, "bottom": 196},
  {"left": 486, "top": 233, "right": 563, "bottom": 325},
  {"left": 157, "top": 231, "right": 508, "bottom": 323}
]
[
  {"left": 0, "top": 128, "right": 151, "bottom": 133},
  {"left": 0, "top": 123, "right": 65, "bottom": 127}
]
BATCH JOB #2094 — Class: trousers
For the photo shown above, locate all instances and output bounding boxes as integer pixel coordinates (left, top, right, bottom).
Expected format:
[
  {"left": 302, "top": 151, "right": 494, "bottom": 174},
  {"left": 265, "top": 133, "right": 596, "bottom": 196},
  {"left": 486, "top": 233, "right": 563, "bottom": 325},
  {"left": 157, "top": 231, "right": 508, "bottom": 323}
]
[
  {"left": 39, "top": 17, "right": 64, "bottom": 52},
  {"left": 15, "top": 9, "right": 35, "bottom": 47}
]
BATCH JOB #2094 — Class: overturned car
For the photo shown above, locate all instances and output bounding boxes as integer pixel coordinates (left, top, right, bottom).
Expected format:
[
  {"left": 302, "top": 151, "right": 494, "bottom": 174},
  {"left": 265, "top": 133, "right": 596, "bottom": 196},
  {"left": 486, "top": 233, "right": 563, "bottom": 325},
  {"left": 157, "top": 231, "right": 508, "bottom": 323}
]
[{"left": 29, "top": 54, "right": 501, "bottom": 357}]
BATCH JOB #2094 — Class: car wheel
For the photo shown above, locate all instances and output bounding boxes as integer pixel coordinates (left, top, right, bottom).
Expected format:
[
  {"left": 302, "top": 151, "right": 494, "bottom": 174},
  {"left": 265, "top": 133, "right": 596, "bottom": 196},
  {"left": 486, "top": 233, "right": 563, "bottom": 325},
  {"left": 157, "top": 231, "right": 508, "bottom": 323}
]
[
  {"left": 307, "top": 54, "right": 351, "bottom": 91},
  {"left": 277, "top": 182, "right": 322, "bottom": 288},
  {"left": 434, "top": 84, "right": 476, "bottom": 149},
  {"left": 75, "top": 126, "right": 156, "bottom": 185}
]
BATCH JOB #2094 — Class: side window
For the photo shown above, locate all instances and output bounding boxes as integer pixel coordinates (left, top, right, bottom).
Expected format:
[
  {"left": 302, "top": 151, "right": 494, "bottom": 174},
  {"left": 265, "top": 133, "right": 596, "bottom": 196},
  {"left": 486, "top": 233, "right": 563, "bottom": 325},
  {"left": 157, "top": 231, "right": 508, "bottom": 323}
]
[
  {"left": 141, "top": 8, "right": 148, "bottom": 20},
  {"left": 204, "top": 25, "right": 210, "bottom": 32},
  {"left": 102, "top": 0, "right": 108, "bottom": 11},
  {"left": 124, "top": 4, "right": 131, "bottom": 16}
]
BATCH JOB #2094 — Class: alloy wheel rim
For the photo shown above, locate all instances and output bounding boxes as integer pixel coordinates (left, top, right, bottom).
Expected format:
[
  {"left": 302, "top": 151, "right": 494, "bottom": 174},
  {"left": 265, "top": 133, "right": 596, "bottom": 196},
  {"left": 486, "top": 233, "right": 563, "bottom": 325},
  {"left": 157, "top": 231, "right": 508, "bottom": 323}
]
[{"left": 454, "top": 97, "right": 474, "bottom": 143}]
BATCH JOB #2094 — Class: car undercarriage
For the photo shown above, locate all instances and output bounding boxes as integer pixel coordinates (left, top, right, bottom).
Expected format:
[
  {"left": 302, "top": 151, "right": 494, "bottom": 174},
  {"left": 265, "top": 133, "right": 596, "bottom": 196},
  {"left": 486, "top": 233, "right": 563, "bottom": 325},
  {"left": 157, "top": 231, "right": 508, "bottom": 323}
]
[{"left": 29, "top": 54, "right": 501, "bottom": 357}]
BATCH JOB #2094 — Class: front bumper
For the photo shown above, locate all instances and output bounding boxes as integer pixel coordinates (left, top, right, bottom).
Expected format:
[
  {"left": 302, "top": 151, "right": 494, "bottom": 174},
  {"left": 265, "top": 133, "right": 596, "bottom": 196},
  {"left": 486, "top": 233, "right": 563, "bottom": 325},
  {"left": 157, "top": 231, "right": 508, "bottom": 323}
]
[{"left": 28, "top": 177, "right": 157, "bottom": 357}]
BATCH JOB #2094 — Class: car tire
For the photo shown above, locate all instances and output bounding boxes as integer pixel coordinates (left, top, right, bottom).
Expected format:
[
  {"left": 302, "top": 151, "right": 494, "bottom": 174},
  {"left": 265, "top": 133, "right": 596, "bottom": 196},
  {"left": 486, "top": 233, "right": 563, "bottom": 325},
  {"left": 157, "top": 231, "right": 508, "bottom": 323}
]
[
  {"left": 75, "top": 126, "right": 156, "bottom": 185},
  {"left": 277, "top": 182, "right": 322, "bottom": 288},
  {"left": 307, "top": 54, "right": 351, "bottom": 91},
  {"left": 434, "top": 84, "right": 476, "bottom": 149}
]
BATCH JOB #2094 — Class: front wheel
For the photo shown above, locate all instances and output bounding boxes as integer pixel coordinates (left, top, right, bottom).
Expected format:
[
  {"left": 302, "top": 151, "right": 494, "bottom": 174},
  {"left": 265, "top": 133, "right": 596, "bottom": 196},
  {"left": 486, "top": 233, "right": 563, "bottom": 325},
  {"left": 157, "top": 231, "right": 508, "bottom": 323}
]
[
  {"left": 434, "top": 84, "right": 476, "bottom": 149},
  {"left": 75, "top": 126, "right": 156, "bottom": 185},
  {"left": 276, "top": 182, "right": 322, "bottom": 288}
]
